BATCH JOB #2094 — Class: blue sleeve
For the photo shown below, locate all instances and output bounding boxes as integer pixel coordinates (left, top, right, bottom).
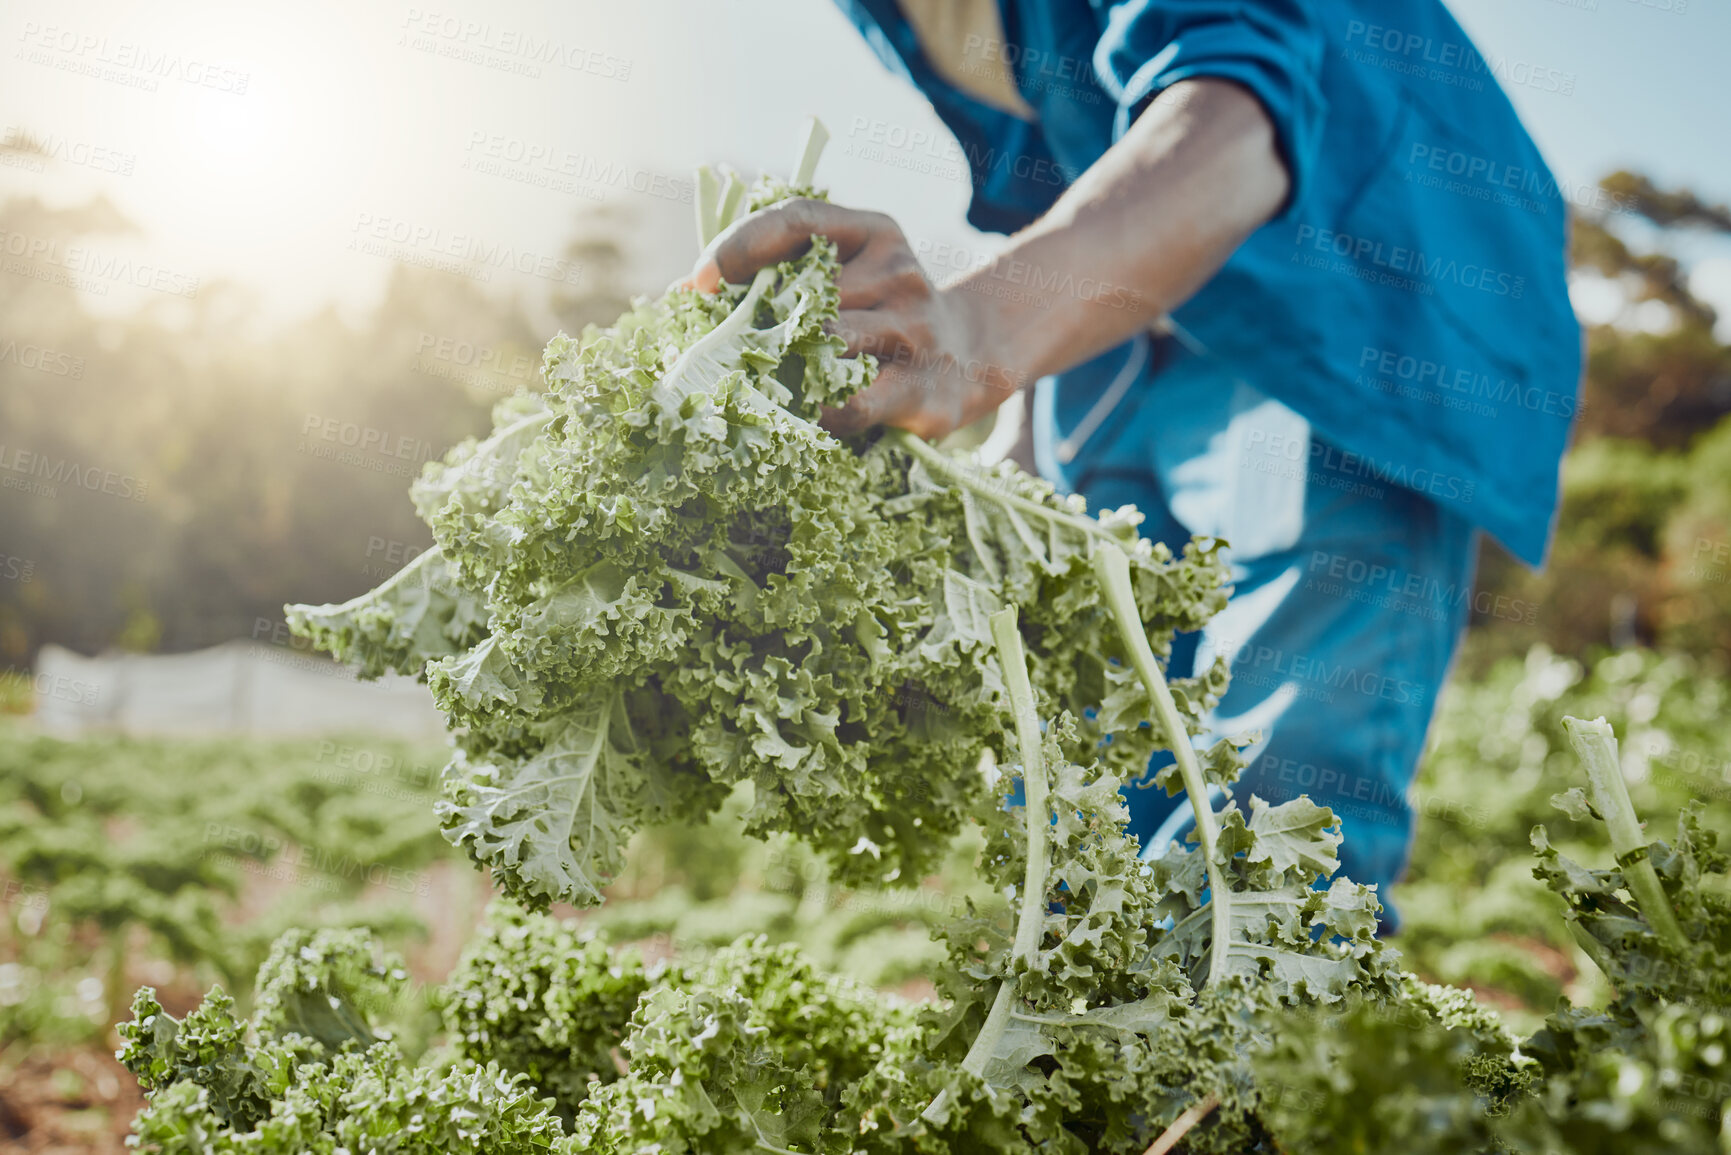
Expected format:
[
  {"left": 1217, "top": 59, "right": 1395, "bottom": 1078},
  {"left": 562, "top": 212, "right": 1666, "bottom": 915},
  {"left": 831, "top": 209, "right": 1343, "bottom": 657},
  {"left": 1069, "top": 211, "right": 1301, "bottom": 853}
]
[{"left": 1094, "top": 0, "right": 1328, "bottom": 218}]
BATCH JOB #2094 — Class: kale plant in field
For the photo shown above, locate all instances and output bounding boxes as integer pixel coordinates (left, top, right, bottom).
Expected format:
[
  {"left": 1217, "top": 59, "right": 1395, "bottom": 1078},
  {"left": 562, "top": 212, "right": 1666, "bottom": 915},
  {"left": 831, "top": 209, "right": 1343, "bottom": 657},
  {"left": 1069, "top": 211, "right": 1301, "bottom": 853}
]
[
  {"left": 118, "top": 690, "right": 1731, "bottom": 1151},
  {"left": 117, "top": 929, "right": 570, "bottom": 1155},
  {"left": 1396, "top": 644, "right": 1731, "bottom": 1012},
  {"left": 439, "top": 899, "right": 650, "bottom": 1113},
  {"left": 1251, "top": 716, "right": 1731, "bottom": 1155}
]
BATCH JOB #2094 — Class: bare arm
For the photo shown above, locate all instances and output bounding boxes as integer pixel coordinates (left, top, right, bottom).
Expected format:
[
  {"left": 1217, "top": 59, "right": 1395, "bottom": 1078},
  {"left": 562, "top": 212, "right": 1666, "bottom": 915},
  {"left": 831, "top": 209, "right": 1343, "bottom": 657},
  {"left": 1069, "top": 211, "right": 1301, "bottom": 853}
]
[
  {"left": 683, "top": 77, "right": 1290, "bottom": 439},
  {"left": 957, "top": 77, "right": 1288, "bottom": 384}
]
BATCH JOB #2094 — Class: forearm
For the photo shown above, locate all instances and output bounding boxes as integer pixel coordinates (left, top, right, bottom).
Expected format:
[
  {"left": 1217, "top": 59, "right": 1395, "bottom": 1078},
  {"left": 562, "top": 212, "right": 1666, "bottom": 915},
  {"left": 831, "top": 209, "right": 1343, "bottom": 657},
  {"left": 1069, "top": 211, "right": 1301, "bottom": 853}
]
[{"left": 952, "top": 77, "right": 1291, "bottom": 386}]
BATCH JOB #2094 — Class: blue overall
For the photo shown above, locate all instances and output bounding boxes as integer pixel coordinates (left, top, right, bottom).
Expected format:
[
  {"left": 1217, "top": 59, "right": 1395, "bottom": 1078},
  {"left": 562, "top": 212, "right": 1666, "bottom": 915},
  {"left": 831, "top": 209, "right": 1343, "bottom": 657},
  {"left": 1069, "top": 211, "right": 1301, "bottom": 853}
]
[{"left": 831, "top": 0, "right": 1582, "bottom": 928}]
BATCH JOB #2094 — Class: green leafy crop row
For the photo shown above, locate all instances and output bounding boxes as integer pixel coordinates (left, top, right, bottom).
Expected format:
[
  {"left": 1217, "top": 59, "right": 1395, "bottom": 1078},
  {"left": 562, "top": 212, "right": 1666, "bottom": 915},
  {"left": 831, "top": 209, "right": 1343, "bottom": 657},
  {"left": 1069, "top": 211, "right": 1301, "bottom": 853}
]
[{"left": 0, "top": 725, "right": 455, "bottom": 1042}]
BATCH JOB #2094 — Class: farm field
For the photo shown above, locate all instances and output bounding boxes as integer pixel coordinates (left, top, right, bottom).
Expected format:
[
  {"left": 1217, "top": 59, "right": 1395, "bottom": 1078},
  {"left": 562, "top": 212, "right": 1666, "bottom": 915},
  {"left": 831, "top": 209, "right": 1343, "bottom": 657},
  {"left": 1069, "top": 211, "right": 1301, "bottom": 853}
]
[
  {"left": 2, "top": 6, "right": 1727, "bottom": 1148},
  {"left": 4, "top": 637, "right": 1729, "bottom": 1151},
  {"left": 7, "top": 146, "right": 1731, "bottom": 1150}
]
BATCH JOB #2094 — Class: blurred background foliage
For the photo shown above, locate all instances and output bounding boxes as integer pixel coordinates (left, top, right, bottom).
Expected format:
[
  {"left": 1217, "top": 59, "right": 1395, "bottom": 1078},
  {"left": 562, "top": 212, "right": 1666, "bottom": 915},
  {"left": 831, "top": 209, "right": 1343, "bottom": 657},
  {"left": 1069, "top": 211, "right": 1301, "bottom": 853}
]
[
  {"left": 0, "top": 191, "right": 631, "bottom": 666},
  {"left": 1467, "top": 171, "right": 1731, "bottom": 666},
  {"left": 2, "top": 170, "right": 1729, "bottom": 670}
]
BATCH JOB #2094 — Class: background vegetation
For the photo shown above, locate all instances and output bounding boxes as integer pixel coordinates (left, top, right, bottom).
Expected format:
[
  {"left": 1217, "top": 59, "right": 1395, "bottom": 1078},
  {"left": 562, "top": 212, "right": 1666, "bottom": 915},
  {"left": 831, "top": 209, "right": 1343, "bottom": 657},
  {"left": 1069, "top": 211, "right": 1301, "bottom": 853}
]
[
  {"left": 1469, "top": 172, "right": 1731, "bottom": 664},
  {"left": 4, "top": 170, "right": 1729, "bottom": 1149}
]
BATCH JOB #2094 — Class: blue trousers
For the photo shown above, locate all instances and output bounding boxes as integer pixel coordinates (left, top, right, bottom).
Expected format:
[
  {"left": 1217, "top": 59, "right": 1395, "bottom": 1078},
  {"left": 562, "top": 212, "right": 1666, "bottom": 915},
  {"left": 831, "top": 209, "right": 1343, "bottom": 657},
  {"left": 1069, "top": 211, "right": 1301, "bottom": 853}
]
[{"left": 1033, "top": 333, "right": 1479, "bottom": 932}]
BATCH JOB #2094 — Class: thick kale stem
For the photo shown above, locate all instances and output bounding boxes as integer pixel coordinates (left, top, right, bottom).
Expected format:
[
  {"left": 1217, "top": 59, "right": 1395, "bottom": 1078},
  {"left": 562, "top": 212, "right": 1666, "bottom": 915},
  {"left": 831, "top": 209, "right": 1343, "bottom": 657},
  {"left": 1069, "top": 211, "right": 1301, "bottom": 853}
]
[
  {"left": 695, "top": 165, "right": 721, "bottom": 246},
  {"left": 957, "top": 982, "right": 1017, "bottom": 1083},
  {"left": 921, "top": 605, "right": 1050, "bottom": 1123},
  {"left": 1143, "top": 1091, "right": 1220, "bottom": 1155},
  {"left": 1567, "top": 918, "right": 1620, "bottom": 982},
  {"left": 1092, "top": 542, "right": 1233, "bottom": 988},
  {"left": 991, "top": 606, "right": 1051, "bottom": 969},
  {"left": 1562, "top": 716, "right": 1689, "bottom": 954},
  {"left": 886, "top": 429, "right": 1126, "bottom": 544},
  {"left": 716, "top": 170, "right": 746, "bottom": 234},
  {"left": 791, "top": 116, "right": 829, "bottom": 187}
]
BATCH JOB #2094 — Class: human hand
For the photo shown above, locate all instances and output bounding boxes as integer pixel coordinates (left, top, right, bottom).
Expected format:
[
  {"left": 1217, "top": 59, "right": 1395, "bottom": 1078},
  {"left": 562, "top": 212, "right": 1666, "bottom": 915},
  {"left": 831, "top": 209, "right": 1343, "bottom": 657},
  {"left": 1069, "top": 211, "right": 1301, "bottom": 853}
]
[{"left": 678, "top": 198, "right": 1023, "bottom": 440}]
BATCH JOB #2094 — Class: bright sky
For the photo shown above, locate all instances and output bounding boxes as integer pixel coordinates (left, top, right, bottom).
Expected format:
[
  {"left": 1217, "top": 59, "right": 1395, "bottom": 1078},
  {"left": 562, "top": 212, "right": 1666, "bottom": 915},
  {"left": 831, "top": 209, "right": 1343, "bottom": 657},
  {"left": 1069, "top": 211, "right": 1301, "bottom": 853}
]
[{"left": 2, "top": 0, "right": 1727, "bottom": 329}]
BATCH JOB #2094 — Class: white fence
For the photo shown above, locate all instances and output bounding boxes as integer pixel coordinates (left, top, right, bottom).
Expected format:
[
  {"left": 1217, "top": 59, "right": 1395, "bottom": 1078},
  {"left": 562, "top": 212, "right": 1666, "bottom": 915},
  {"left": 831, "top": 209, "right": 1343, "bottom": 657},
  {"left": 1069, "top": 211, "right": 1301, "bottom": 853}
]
[{"left": 32, "top": 640, "right": 447, "bottom": 739}]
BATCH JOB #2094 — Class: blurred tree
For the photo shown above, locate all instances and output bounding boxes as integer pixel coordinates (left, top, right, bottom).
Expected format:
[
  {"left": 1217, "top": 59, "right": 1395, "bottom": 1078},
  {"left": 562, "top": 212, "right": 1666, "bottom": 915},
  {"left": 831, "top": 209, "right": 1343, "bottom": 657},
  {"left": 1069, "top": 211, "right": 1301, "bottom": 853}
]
[
  {"left": 0, "top": 195, "right": 631, "bottom": 667},
  {"left": 550, "top": 205, "right": 633, "bottom": 335},
  {"left": 1468, "top": 172, "right": 1731, "bottom": 664},
  {"left": 1569, "top": 176, "right": 1731, "bottom": 446}
]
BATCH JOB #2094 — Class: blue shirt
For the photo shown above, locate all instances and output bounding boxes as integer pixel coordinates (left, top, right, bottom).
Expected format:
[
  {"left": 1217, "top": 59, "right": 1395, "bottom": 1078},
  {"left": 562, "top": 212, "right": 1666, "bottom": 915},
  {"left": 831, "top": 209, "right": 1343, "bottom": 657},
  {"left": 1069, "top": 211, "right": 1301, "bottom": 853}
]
[{"left": 831, "top": 0, "right": 1581, "bottom": 565}]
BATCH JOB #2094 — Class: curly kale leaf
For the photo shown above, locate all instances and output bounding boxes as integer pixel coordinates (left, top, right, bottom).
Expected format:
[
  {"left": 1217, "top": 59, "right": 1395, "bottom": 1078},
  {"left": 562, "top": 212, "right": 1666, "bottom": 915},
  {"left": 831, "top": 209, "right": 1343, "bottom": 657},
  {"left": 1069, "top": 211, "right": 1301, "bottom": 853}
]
[
  {"left": 126, "top": 1043, "right": 568, "bottom": 1155},
  {"left": 442, "top": 900, "right": 649, "bottom": 1111},
  {"left": 251, "top": 927, "right": 409, "bottom": 1052},
  {"left": 1251, "top": 975, "right": 1533, "bottom": 1155},
  {"left": 1149, "top": 793, "right": 1392, "bottom": 1001},
  {"left": 122, "top": 927, "right": 569, "bottom": 1154},
  {"left": 571, "top": 934, "right": 914, "bottom": 1155},
  {"left": 118, "top": 985, "right": 285, "bottom": 1133},
  {"left": 284, "top": 128, "right": 1230, "bottom": 923},
  {"left": 436, "top": 689, "right": 664, "bottom": 908}
]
